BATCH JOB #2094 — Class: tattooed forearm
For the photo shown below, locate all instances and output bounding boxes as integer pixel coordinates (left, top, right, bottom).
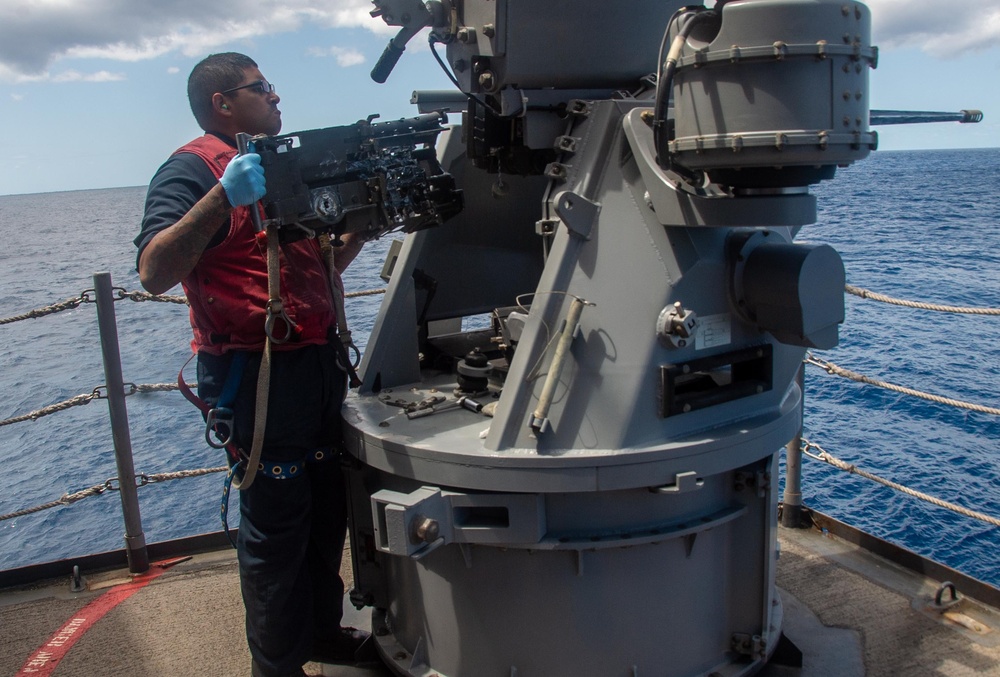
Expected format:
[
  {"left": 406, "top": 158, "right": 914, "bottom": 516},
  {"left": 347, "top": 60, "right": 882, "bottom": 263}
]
[{"left": 139, "top": 183, "right": 232, "bottom": 294}]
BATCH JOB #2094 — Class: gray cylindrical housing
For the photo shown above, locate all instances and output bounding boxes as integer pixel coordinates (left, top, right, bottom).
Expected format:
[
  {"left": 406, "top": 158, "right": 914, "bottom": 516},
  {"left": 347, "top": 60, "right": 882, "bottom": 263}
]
[
  {"left": 670, "top": 0, "right": 877, "bottom": 186},
  {"left": 741, "top": 241, "right": 846, "bottom": 349}
]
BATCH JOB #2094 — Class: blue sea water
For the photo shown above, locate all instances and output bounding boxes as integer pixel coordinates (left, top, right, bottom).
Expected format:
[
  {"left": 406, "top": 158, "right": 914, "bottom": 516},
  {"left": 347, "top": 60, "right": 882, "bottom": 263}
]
[{"left": 0, "top": 149, "right": 997, "bottom": 588}]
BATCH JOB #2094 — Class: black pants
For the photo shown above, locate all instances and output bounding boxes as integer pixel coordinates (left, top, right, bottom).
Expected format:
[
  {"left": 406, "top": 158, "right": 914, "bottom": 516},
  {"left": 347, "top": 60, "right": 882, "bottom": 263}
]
[{"left": 198, "top": 344, "right": 348, "bottom": 676}]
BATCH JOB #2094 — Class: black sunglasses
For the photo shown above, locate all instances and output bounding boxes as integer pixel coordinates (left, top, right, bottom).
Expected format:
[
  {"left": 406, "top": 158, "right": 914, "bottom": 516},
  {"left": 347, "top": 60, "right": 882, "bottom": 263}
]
[{"left": 221, "top": 79, "right": 275, "bottom": 97}]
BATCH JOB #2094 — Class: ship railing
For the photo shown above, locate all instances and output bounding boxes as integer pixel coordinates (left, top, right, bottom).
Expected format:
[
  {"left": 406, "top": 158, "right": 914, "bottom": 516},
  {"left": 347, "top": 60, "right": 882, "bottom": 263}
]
[
  {"left": 1, "top": 274, "right": 997, "bottom": 574},
  {"left": 781, "top": 287, "right": 1000, "bottom": 530},
  {"left": 0, "top": 272, "right": 384, "bottom": 577}
]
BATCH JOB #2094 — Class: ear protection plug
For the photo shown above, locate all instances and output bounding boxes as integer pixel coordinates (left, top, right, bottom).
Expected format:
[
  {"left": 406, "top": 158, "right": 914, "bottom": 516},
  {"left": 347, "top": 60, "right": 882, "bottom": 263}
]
[{"left": 221, "top": 103, "right": 229, "bottom": 110}]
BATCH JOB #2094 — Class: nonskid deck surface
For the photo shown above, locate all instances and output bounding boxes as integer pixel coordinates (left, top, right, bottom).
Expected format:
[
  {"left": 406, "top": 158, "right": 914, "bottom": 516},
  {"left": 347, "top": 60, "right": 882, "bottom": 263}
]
[
  {"left": 1, "top": 527, "right": 998, "bottom": 677},
  {"left": 0, "top": 545, "right": 389, "bottom": 677}
]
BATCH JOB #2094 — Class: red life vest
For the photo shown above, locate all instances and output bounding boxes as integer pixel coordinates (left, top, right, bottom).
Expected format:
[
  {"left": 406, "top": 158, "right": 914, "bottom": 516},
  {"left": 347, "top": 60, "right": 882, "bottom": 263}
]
[{"left": 175, "top": 134, "right": 338, "bottom": 355}]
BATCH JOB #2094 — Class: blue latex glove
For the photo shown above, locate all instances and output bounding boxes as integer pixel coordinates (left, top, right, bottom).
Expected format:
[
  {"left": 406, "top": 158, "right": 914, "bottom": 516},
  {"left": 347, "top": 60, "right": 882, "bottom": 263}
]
[{"left": 220, "top": 152, "right": 266, "bottom": 207}]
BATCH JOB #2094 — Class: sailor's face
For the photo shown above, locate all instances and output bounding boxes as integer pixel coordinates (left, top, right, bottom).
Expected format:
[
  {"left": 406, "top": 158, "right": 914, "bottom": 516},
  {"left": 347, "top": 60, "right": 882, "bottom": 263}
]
[{"left": 222, "top": 67, "right": 282, "bottom": 136}]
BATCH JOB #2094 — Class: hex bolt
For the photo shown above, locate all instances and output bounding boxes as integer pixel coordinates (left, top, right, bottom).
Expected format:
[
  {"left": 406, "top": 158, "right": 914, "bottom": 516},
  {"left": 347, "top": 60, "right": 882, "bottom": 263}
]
[
  {"left": 413, "top": 516, "right": 440, "bottom": 543},
  {"left": 479, "top": 71, "right": 497, "bottom": 91}
]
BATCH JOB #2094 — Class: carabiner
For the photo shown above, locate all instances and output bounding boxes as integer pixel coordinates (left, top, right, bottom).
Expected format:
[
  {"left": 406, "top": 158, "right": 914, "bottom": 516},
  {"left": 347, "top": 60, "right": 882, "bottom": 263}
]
[
  {"left": 205, "top": 406, "right": 236, "bottom": 449},
  {"left": 264, "top": 302, "right": 294, "bottom": 344}
]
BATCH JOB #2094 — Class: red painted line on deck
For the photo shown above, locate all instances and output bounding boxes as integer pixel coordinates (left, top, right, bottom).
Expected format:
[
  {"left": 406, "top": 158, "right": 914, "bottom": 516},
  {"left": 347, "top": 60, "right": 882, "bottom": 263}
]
[{"left": 16, "top": 558, "right": 187, "bottom": 676}]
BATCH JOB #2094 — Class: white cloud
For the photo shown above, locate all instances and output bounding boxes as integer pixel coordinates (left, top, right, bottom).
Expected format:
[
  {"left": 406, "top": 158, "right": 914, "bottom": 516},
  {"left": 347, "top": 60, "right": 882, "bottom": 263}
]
[
  {"left": 167, "top": 66, "right": 180, "bottom": 74},
  {"left": 855, "top": 0, "right": 1000, "bottom": 57},
  {"left": 0, "top": 0, "right": 385, "bottom": 81},
  {"left": 0, "top": 62, "right": 124, "bottom": 84},
  {"left": 11, "top": 93, "right": 24, "bottom": 101},
  {"left": 2, "top": 0, "right": 999, "bottom": 84},
  {"left": 308, "top": 45, "right": 367, "bottom": 67},
  {"left": 51, "top": 70, "right": 127, "bottom": 83}
]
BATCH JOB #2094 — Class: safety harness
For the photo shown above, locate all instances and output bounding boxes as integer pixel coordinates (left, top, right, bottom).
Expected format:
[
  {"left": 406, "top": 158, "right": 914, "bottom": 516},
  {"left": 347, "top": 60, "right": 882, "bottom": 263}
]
[{"left": 178, "top": 222, "right": 361, "bottom": 546}]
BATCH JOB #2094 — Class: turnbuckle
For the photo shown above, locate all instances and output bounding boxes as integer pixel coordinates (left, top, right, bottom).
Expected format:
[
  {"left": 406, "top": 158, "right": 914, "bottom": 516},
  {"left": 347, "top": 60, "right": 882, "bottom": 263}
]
[{"left": 205, "top": 406, "right": 236, "bottom": 449}]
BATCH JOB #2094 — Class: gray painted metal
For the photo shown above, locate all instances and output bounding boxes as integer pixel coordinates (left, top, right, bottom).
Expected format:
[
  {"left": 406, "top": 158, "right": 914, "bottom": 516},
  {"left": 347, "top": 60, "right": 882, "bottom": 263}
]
[
  {"left": 781, "top": 367, "right": 807, "bottom": 529},
  {"left": 445, "top": 0, "right": 678, "bottom": 94},
  {"left": 93, "top": 272, "right": 148, "bottom": 575},
  {"left": 344, "top": 1, "right": 871, "bottom": 675},
  {"left": 670, "top": 0, "right": 878, "bottom": 176}
]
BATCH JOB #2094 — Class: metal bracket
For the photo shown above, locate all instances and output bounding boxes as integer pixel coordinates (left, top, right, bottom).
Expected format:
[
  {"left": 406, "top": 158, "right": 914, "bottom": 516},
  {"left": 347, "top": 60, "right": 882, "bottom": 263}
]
[
  {"left": 554, "top": 135, "right": 579, "bottom": 153},
  {"left": 371, "top": 487, "right": 546, "bottom": 558},
  {"left": 735, "top": 469, "right": 772, "bottom": 498},
  {"left": 535, "top": 218, "right": 558, "bottom": 237},
  {"left": 731, "top": 633, "right": 767, "bottom": 660},
  {"left": 545, "top": 162, "right": 569, "bottom": 181},
  {"left": 552, "top": 191, "right": 600, "bottom": 240},
  {"left": 567, "top": 100, "right": 592, "bottom": 117},
  {"left": 650, "top": 471, "right": 704, "bottom": 494}
]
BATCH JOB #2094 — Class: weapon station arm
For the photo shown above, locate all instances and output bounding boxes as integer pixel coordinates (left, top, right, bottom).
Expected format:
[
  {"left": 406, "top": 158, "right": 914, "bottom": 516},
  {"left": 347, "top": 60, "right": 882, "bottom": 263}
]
[{"left": 370, "top": 0, "right": 447, "bottom": 83}]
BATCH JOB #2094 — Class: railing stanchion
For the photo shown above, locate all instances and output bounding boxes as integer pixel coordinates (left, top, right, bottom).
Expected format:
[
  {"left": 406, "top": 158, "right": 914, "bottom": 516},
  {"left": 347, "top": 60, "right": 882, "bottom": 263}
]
[
  {"left": 93, "top": 272, "right": 149, "bottom": 573},
  {"left": 782, "top": 363, "right": 807, "bottom": 528}
]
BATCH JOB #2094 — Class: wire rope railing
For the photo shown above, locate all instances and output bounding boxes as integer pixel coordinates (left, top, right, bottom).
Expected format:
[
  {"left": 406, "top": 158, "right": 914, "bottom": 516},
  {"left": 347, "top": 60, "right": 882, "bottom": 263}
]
[
  {"left": 0, "top": 282, "right": 995, "bottom": 544},
  {"left": 0, "top": 286, "right": 385, "bottom": 325},
  {"left": 804, "top": 353, "right": 1000, "bottom": 417},
  {"left": 845, "top": 284, "right": 1000, "bottom": 315},
  {"left": 800, "top": 439, "right": 1000, "bottom": 528},
  {"left": 0, "top": 467, "right": 228, "bottom": 523}
]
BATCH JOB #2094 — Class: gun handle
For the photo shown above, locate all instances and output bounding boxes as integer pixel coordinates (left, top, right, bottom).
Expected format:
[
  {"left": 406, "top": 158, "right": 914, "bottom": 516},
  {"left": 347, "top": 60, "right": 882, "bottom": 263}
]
[
  {"left": 236, "top": 132, "right": 265, "bottom": 232},
  {"left": 371, "top": 40, "right": 405, "bottom": 83}
]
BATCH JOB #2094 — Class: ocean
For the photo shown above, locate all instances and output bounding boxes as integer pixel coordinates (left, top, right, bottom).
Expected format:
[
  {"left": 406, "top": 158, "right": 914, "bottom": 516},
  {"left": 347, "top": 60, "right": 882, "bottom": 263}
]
[{"left": 0, "top": 148, "right": 998, "bottom": 588}]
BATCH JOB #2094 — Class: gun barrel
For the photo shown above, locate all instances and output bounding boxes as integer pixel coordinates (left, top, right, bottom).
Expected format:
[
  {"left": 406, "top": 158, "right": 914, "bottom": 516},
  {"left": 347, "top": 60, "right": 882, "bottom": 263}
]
[
  {"left": 370, "top": 112, "right": 449, "bottom": 137},
  {"left": 870, "top": 109, "right": 983, "bottom": 125}
]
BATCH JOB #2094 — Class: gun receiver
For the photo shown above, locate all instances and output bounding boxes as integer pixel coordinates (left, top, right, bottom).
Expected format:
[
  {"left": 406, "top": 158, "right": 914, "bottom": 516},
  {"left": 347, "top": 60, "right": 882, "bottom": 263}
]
[{"left": 240, "top": 112, "right": 463, "bottom": 244}]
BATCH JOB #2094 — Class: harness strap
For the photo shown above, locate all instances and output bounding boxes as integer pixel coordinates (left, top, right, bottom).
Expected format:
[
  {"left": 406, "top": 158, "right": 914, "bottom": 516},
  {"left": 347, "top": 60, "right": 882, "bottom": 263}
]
[
  {"left": 257, "top": 449, "right": 333, "bottom": 479},
  {"left": 320, "top": 233, "right": 363, "bottom": 388},
  {"left": 221, "top": 465, "right": 239, "bottom": 549},
  {"left": 178, "top": 354, "right": 242, "bottom": 463},
  {"left": 177, "top": 353, "right": 208, "bottom": 415},
  {"left": 230, "top": 225, "right": 282, "bottom": 492},
  {"left": 220, "top": 448, "right": 335, "bottom": 548},
  {"left": 204, "top": 350, "right": 248, "bottom": 450}
]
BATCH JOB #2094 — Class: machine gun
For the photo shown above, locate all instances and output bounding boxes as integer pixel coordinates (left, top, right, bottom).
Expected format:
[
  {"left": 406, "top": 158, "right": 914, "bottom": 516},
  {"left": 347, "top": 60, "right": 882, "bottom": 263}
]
[{"left": 236, "top": 112, "right": 463, "bottom": 244}]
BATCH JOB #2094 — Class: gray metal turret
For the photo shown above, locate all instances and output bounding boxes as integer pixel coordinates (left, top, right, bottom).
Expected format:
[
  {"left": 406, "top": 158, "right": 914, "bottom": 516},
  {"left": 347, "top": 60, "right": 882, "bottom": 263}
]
[{"left": 342, "top": 1, "right": 875, "bottom": 675}]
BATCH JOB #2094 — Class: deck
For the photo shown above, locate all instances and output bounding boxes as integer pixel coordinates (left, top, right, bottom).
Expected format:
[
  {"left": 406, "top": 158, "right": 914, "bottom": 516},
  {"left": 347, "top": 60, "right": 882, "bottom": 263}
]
[{"left": 2, "top": 517, "right": 999, "bottom": 677}]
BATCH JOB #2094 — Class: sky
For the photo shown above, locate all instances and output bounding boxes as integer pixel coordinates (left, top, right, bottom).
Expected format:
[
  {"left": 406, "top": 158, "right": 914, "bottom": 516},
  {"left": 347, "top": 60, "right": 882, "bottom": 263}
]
[{"left": 0, "top": 0, "right": 998, "bottom": 196}]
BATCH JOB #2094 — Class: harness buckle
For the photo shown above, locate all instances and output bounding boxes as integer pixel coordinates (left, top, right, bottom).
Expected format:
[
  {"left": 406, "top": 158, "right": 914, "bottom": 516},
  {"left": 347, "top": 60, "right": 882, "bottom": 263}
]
[
  {"left": 205, "top": 406, "right": 236, "bottom": 449},
  {"left": 265, "top": 300, "right": 295, "bottom": 344}
]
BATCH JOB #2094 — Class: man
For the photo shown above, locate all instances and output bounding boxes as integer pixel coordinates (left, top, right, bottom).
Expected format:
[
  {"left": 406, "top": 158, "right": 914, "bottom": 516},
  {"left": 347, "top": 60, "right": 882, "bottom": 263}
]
[{"left": 135, "top": 52, "right": 370, "bottom": 677}]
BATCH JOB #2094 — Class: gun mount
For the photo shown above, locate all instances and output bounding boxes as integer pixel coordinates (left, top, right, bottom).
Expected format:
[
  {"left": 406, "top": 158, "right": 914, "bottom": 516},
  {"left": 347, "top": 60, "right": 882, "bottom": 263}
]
[
  {"left": 334, "top": 2, "right": 978, "bottom": 676},
  {"left": 238, "top": 112, "right": 463, "bottom": 244}
]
